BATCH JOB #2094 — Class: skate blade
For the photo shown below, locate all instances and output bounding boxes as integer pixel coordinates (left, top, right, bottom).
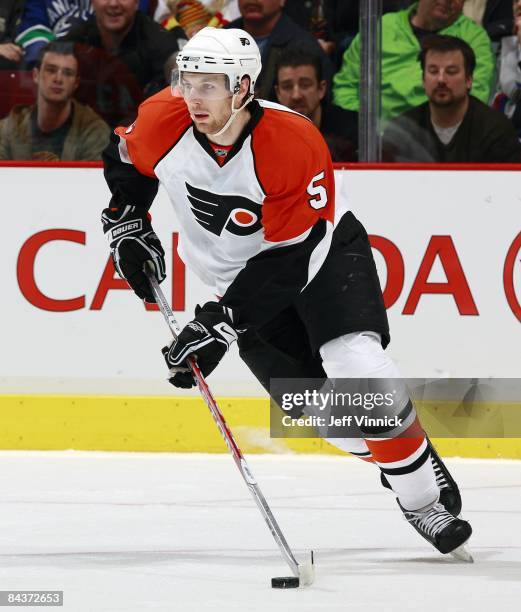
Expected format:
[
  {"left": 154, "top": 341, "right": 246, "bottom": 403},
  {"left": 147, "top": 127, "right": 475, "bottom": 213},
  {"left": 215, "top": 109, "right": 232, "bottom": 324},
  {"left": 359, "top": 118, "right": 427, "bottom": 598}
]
[{"left": 450, "top": 543, "right": 473, "bottom": 563}]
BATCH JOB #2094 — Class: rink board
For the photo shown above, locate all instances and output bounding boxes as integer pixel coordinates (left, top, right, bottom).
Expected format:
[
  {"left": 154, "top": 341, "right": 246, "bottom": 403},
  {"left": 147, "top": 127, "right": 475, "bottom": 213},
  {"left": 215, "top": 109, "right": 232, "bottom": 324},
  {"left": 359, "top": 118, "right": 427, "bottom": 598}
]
[
  {"left": 1, "top": 164, "right": 520, "bottom": 457},
  {"left": 2, "top": 394, "right": 521, "bottom": 459}
]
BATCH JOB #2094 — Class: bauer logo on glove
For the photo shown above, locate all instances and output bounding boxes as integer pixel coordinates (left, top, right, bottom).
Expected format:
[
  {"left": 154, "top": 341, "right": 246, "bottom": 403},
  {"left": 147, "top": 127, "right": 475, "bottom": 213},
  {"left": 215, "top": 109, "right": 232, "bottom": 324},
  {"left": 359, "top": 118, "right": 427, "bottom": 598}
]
[
  {"left": 162, "top": 302, "right": 237, "bottom": 388},
  {"left": 110, "top": 219, "right": 142, "bottom": 240},
  {"left": 101, "top": 204, "right": 166, "bottom": 302}
]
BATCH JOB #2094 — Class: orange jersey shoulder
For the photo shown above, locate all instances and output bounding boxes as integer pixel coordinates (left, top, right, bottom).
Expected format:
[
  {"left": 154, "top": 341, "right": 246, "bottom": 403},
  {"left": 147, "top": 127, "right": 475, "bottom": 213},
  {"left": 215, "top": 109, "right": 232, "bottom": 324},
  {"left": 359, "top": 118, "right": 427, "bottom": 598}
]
[
  {"left": 252, "top": 105, "right": 335, "bottom": 242},
  {"left": 114, "top": 88, "right": 192, "bottom": 177},
  {"left": 254, "top": 106, "right": 328, "bottom": 164}
]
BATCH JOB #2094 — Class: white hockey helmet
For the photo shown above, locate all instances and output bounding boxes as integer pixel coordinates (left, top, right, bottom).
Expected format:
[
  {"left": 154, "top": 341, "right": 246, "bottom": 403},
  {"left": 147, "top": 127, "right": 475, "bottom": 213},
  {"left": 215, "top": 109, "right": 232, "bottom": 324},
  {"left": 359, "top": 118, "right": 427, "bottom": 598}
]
[{"left": 174, "top": 27, "right": 262, "bottom": 97}]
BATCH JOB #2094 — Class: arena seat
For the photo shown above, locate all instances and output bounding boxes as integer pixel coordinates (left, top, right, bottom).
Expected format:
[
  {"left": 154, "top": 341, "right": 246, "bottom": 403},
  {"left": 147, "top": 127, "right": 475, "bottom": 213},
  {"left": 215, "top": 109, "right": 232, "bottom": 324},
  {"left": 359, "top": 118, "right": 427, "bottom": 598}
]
[{"left": 0, "top": 71, "right": 37, "bottom": 118}]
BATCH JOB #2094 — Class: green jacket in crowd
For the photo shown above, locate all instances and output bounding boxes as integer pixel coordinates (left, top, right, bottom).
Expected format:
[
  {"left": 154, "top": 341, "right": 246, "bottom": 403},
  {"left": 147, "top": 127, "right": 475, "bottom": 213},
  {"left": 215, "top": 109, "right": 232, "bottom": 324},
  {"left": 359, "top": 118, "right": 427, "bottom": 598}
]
[
  {"left": 0, "top": 99, "right": 110, "bottom": 160},
  {"left": 333, "top": 3, "right": 495, "bottom": 123}
]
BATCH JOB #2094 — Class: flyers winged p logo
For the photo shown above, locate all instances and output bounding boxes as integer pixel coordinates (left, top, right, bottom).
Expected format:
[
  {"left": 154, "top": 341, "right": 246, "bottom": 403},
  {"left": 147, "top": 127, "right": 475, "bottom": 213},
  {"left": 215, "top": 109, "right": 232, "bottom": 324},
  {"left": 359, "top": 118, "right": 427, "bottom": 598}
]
[{"left": 186, "top": 182, "right": 262, "bottom": 237}]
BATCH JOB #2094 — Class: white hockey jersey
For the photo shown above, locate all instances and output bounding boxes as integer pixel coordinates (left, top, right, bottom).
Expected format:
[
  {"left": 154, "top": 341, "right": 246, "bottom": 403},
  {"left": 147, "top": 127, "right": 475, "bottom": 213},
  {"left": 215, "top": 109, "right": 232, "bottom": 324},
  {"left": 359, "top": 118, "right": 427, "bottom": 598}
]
[{"left": 105, "top": 89, "right": 336, "bottom": 329}]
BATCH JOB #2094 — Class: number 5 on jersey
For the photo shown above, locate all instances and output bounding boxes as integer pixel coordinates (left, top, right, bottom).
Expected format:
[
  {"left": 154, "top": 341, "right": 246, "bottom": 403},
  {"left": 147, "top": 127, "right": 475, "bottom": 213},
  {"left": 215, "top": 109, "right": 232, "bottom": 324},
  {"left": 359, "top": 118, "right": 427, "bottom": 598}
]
[{"left": 307, "top": 171, "right": 328, "bottom": 210}]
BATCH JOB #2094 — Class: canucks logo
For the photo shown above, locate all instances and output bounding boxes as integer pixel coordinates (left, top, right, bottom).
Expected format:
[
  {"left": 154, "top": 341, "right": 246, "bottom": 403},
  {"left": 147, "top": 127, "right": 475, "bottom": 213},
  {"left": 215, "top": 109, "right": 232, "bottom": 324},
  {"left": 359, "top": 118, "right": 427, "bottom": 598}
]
[
  {"left": 186, "top": 183, "right": 262, "bottom": 237},
  {"left": 48, "top": 0, "right": 93, "bottom": 37}
]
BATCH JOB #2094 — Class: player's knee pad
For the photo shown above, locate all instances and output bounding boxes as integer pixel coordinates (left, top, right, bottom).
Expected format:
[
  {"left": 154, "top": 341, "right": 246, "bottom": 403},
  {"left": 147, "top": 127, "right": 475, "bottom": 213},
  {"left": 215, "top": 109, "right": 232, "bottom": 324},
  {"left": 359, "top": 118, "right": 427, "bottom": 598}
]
[{"left": 319, "top": 331, "right": 402, "bottom": 379}]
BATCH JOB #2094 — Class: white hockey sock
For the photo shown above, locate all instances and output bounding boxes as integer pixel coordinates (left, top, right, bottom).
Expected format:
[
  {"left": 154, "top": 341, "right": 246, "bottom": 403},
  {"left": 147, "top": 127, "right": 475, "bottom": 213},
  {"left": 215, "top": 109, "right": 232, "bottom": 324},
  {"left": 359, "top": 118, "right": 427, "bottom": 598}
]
[{"left": 376, "top": 439, "right": 439, "bottom": 511}]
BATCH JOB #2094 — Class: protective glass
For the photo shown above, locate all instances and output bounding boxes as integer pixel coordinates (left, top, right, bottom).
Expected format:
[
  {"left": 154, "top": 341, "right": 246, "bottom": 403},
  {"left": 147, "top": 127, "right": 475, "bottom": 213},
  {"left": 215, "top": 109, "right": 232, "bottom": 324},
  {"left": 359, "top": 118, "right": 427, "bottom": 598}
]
[{"left": 171, "top": 69, "right": 232, "bottom": 101}]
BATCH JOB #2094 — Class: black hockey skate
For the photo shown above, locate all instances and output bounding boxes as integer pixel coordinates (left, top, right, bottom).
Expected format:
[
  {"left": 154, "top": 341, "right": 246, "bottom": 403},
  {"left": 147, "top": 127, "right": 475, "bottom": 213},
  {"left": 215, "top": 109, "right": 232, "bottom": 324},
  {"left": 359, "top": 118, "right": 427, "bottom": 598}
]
[
  {"left": 380, "top": 438, "right": 462, "bottom": 516},
  {"left": 399, "top": 499, "right": 472, "bottom": 558}
]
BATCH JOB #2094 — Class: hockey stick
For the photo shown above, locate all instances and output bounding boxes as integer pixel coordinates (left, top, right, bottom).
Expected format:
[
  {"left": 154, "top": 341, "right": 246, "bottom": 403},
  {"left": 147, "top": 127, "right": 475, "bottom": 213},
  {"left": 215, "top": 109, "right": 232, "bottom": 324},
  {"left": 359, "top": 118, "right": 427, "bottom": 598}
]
[{"left": 144, "top": 264, "right": 314, "bottom": 587}]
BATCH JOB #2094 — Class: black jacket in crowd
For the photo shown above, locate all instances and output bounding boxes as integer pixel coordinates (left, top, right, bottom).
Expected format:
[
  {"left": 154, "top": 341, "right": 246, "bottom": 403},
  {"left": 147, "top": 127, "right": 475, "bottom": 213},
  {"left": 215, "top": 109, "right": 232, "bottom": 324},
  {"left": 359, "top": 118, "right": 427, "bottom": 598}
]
[
  {"left": 64, "top": 12, "right": 186, "bottom": 127},
  {"left": 382, "top": 95, "right": 521, "bottom": 163},
  {"left": 226, "top": 13, "right": 333, "bottom": 103},
  {"left": 320, "top": 102, "right": 358, "bottom": 162},
  {"left": 481, "top": 0, "right": 515, "bottom": 41}
]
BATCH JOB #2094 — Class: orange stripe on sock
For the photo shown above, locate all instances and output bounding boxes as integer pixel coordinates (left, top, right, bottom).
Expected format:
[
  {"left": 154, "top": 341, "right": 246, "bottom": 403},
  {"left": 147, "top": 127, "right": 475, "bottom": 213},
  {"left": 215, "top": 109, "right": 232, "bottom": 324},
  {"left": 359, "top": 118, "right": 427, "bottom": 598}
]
[{"left": 364, "top": 418, "right": 425, "bottom": 464}]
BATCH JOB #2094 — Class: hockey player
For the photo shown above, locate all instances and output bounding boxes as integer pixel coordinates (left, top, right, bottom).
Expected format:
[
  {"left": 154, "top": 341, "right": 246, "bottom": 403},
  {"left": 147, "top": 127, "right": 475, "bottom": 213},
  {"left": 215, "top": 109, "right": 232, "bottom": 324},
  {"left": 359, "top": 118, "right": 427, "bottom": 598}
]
[{"left": 101, "top": 27, "right": 472, "bottom": 558}]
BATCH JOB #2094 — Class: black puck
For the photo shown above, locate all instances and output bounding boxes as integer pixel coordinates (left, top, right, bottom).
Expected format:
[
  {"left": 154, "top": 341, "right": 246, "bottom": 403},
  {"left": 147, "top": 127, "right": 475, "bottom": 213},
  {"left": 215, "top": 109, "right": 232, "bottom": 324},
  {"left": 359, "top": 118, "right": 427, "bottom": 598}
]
[{"left": 271, "top": 576, "right": 300, "bottom": 589}]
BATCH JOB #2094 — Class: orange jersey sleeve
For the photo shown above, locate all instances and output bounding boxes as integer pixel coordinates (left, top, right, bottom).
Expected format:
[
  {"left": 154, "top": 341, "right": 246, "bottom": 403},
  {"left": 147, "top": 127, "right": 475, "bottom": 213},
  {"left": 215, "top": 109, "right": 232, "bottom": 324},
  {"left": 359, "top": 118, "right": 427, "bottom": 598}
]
[
  {"left": 114, "top": 88, "right": 192, "bottom": 178},
  {"left": 251, "top": 108, "right": 335, "bottom": 244}
]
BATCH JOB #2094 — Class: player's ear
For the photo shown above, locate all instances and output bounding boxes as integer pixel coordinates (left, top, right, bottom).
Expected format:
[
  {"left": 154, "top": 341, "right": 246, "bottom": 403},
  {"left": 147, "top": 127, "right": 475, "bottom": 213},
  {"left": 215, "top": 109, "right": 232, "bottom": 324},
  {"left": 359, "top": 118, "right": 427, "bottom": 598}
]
[
  {"left": 236, "top": 76, "right": 251, "bottom": 106},
  {"left": 240, "top": 76, "right": 250, "bottom": 97}
]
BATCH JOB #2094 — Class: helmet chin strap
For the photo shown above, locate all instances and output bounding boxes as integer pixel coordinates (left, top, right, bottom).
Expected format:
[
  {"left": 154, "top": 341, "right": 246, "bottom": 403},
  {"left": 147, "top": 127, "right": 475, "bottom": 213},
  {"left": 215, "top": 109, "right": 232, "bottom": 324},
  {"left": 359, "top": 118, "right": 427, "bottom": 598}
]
[{"left": 209, "top": 92, "right": 254, "bottom": 138}]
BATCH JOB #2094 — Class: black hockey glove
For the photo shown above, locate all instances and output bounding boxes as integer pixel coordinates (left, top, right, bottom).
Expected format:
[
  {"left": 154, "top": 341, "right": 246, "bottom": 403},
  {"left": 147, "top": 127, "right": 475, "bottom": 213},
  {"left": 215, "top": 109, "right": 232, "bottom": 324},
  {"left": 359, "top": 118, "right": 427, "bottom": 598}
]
[
  {"left": 162, "top": 302, "right": 237, "bottom": 388},
  {"left": 101, "top": 204, "right": 166, "bottom": 302}
]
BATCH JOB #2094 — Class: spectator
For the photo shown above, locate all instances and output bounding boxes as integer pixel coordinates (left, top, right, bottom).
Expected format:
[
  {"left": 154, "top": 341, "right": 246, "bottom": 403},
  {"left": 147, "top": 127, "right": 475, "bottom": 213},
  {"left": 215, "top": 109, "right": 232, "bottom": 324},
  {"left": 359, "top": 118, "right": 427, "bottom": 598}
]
[
  {"left": 215, "top": 0, "right": 240, "bottom": 21},
  {"left": 205, "top": 0, "right": 240, "bottom": 21},
  {"left": 327, "top": 0, "right": 365, "bottom": 69},
  {"left": 0, "top": 41, "right": 110, "bottom": 160},
  {"left": 324, "top": 1, "right": 412, "bottom": 69},
  {"left": 382, "top": 35, "right": 521, "bottom": 162},
  {"left": 283, "top": 0, "right": 335, "bottom": 55},
  {"left": 158, "top": 0, "right": 228, "bottom": 38},
  {"left": 463, "top": 0, "right": 514, "bottom": 41},
  {"left": 274, "top": 46, "right": 357, "bottom": 161},
  {"left": 64, "top": 0, "right": 187, "bottom": 127},
  {"left": 284, "top": 1, "right": 410, "bottom": 68},
  {"left": 334, "top": 0, "right": 495, "bottom": 123},
  {"left": 0, "top": 0, "right": 24, "bottom": 69},
  {"left": 226, "top": 0, "right": 333, "bottom": 101},
  {"left": 15, "top": 0, "right": 153, "bottom": 66},
  {"left": 495, "top": 1, "right": 521, "bottom": 133},
  {"left": 155, "top": 0, "right": 240, "bottom": 23}
]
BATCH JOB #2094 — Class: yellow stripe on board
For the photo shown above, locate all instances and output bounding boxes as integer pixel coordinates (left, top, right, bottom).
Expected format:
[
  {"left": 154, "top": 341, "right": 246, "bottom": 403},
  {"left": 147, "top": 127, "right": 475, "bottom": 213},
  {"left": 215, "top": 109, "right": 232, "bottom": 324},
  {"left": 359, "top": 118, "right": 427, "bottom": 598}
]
[{"left": 0, "top": 395, "right": 520, "bottom": 458}]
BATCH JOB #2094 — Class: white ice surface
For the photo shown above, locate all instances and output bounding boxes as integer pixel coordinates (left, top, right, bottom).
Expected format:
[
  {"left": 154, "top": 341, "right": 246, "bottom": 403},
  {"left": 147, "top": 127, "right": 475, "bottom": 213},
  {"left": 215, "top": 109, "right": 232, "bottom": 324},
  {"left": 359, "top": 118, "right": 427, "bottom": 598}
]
[{"left": 0, "top": 452, "right": 519, "bottom": 612}]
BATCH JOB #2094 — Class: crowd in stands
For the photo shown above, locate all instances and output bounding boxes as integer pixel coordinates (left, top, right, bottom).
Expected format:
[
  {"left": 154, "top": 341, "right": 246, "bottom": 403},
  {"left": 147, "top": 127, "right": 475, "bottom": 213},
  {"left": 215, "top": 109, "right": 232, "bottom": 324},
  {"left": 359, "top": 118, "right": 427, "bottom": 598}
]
[{"left": 1, "top": 0, "right": 521, "bottom": 163}]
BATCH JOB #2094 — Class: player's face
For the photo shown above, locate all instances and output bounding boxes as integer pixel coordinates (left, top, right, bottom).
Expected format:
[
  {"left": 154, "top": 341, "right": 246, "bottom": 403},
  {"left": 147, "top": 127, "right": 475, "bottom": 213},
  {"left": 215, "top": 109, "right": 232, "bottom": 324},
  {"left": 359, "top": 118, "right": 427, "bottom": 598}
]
[
  {"left": 34, "top": 52, "right": 79, "bottom": 104},
  {"left": 181, "top": 73, "right": 234, "bottom": 133},
  {"left": 239, "top": 0, "right": 285, "bottom": 21},
  {"left": 420, "top": 0, "right": 464, "bottom": 25},
  {"left": 275, "top": 65, "right": 326, "bottom": 118},
  {"left": 423, "top": 50, "right": 471, "bottom": 107},
  {"left": 92, "top": 0, "right": 139, "bottom": 33}
]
